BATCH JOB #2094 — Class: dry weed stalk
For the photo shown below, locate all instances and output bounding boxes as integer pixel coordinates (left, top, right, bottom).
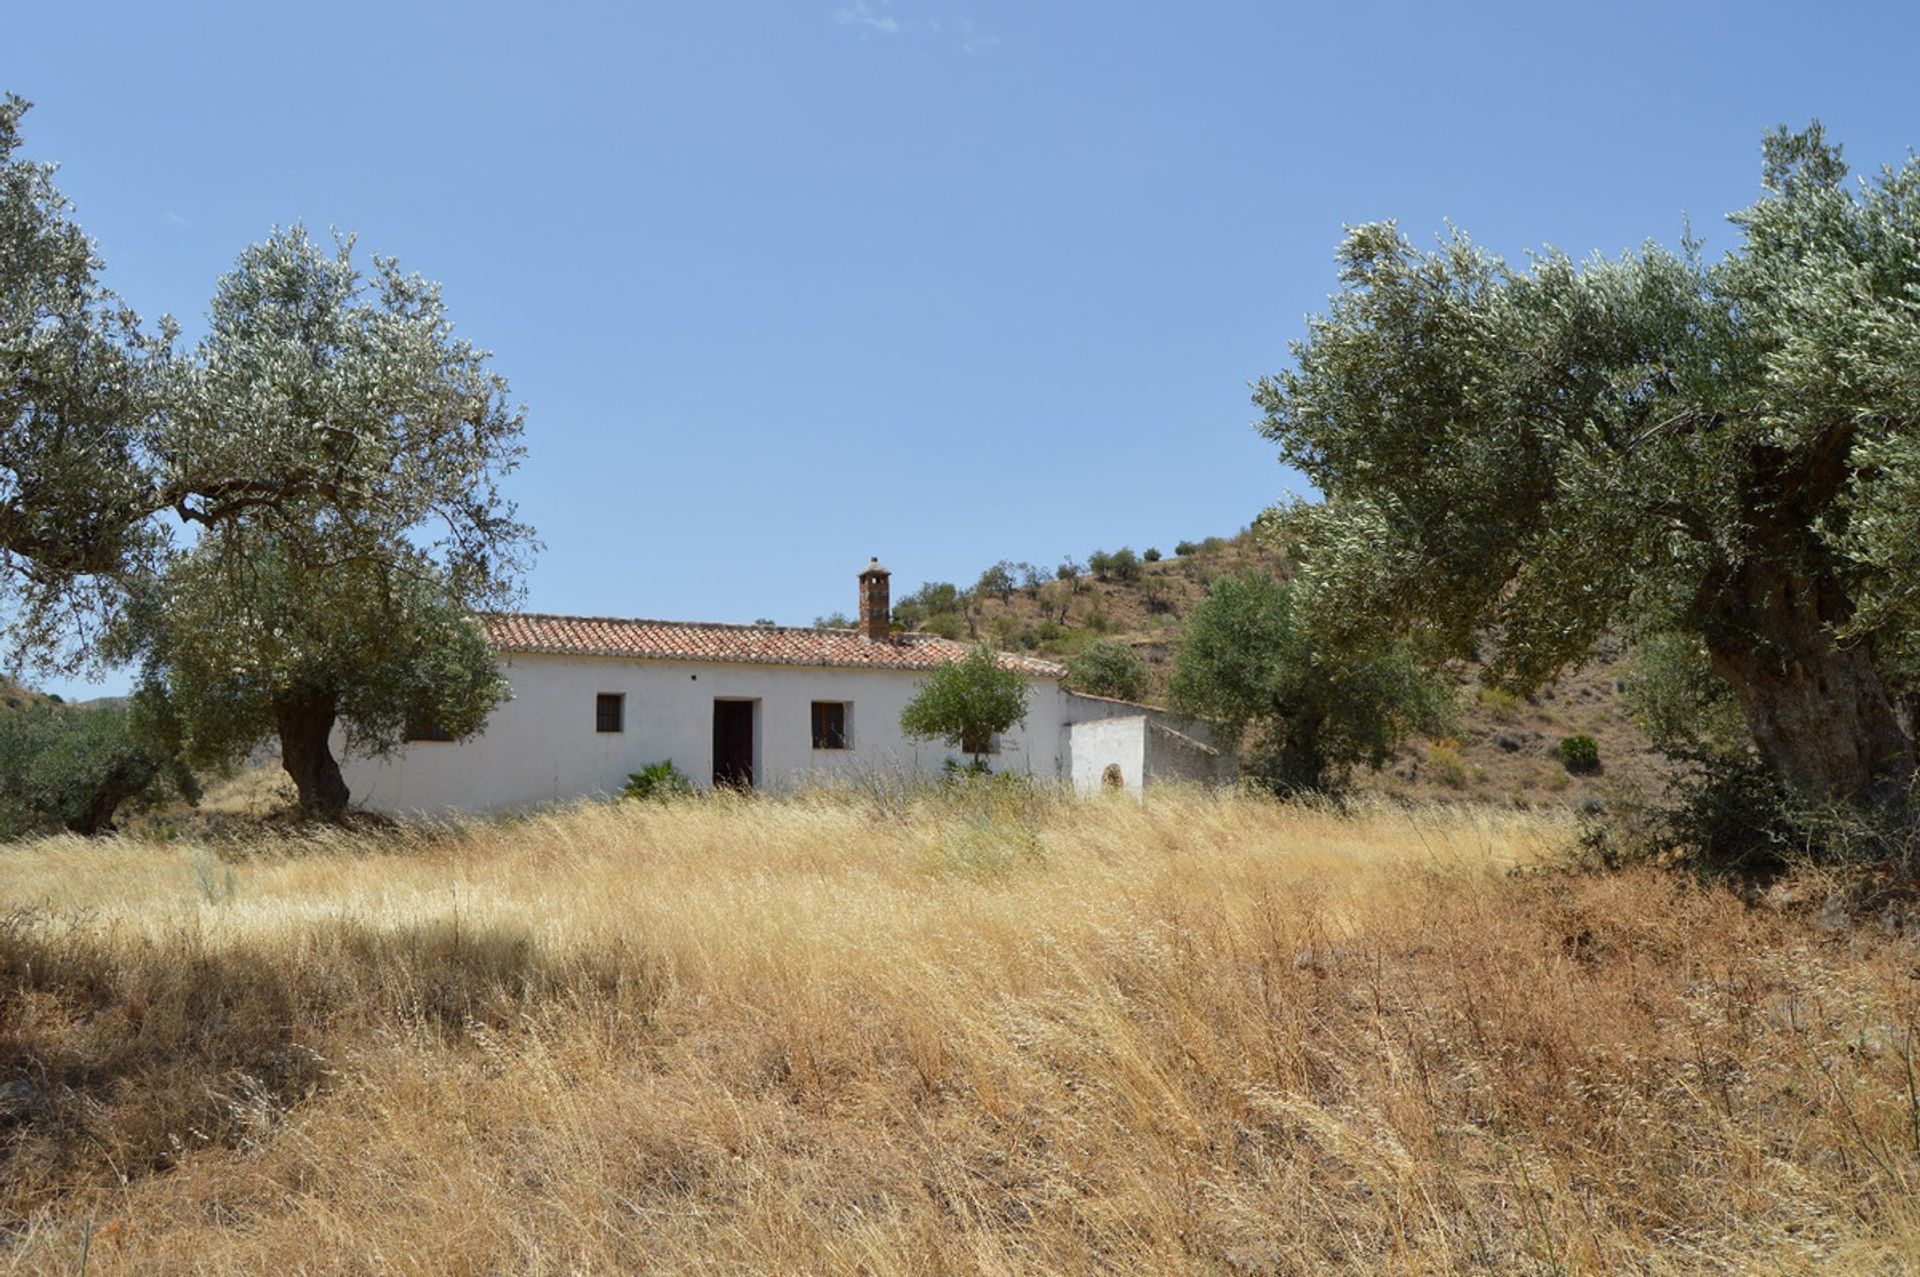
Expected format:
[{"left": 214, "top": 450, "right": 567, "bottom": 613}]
[{"left": 1, "top": 790, "right": 1915, "bottom": 1273}]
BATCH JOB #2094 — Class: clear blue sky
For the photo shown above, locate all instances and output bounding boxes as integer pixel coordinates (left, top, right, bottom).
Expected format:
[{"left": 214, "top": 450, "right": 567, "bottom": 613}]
[{"left": 11, "top": 0, "right": 1919, "bottom": 697}]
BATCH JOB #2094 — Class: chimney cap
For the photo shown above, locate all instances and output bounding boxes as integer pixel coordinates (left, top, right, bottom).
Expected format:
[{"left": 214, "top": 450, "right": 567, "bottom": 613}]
[{"left": 860, "top": 557, "right": 891, "bottom": 577}]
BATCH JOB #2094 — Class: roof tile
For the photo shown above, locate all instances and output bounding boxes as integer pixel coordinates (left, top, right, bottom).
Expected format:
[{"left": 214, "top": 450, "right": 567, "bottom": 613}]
[{"left": 484, "top": 614, "right": 1065, "bottom": 678}]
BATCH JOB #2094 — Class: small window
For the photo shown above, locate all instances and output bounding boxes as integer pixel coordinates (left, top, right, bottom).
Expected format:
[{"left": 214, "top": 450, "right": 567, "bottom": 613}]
[
  {"left": 596, "top": 693, "right": 625, "bottom": 733},
  {"left": 811, "top": 701, "right": 849, "bottom": 750}
]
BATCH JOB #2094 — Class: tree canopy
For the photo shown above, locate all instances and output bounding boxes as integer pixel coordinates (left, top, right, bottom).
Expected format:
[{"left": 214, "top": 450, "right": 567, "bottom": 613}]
[
  {"left": 115, "top": 228, "right": 532, "bottom": 817},
  {"left": 900, "top": 644, "right": 1031, "bottom": 768},
  {"left": 2, "top": 99, "right": 530, "bottom": 685},
  {"left": 1258, "top": 123, "right": 1920, "bottom": 811},
  {"left": 1065, "top": 638, "right": 1150, "bottom": 703},
  {"left": 0, "top": 699, "right": 195, "bottom": 838},
  {"left": 1167, "top": 572, "right": 1451, "bottom": 794}
]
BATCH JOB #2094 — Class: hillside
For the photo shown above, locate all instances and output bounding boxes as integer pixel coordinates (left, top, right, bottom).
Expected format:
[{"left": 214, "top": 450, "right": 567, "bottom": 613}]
[
  {"left": 880, "top": 532, "right": 1674, "bottom": 809},
  {"left": 0, "top": 677, "right": 57, "bottom": 713}
]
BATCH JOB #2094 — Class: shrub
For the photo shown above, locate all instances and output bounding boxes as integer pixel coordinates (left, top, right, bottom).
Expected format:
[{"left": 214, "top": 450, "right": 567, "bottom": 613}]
[
  {"left": 1087, "top": 550, "right": 1116, "bottom": 580},
  {"left": 1475, "top": 686, "right": 1525, "bottom": 722},
  {"left": 1143, "top": 547, "right": 1162, "bottom": 563},
  {"left": 1174, "top": 540, "right": 1199, "bottom": 557},
  {"left": 623, "top": 760, "right": 693, "bottom": 802},
  {"left": 1065, "top": 639, "right": 1150, "bottom": 702},
  {"left": 1107, "top": 547, "right": 1142, "bottom": 582},
  {"left": 901, "top": 644, "right": 1031, "bottom": 767},
  {"left": 0, "top": 701, "right": 195, "bottom": 839},
  {"left": 1427, "top": 740, "right": 1471, "bottom": 788},
  {"left": 1558, "top": 735, "right": 1601, "bottom": 773}
]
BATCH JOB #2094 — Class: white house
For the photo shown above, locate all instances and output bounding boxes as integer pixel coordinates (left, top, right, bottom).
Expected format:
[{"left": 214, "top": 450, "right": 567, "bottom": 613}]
[{"left": 339, "top": 559, "right": 1229, "bottom": 815}]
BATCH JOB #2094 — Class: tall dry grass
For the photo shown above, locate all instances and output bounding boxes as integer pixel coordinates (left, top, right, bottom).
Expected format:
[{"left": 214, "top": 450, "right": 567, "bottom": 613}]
[{"left": 1, "top": 787, "right": 1916, "bottom": 1274}]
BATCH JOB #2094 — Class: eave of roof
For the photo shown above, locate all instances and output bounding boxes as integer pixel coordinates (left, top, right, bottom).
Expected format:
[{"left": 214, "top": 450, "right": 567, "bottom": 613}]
[{"left": 482, "top": 612, "right": 1066, "bottom": 678}]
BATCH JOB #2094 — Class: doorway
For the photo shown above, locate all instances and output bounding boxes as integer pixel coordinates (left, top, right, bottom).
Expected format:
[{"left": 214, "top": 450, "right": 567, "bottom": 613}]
[{"left": 712, "top": 699, "right": 755, "bottom": 789}]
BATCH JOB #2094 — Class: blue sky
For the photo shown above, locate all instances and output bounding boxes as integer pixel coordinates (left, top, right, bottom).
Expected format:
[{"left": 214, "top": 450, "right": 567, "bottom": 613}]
[{"left": 11, "top": 0, "right": 1920, "bottom": 697}]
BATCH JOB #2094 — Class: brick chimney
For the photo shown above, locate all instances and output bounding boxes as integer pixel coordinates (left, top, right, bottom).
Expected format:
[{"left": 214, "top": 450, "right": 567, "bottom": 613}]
[{"left": 858, "top": 557, "right": 891, "bottom": 642}]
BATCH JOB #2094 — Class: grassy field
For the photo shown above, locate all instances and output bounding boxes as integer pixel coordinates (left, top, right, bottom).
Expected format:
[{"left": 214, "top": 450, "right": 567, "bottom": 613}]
[{"left": 2, "top": 789, "right": 1917, "bottom": 1273}]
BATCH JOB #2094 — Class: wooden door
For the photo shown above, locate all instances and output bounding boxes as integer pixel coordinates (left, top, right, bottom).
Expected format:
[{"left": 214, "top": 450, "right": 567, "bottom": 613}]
[{"left": 712, "top": 700, "right": 754, "bottom": 789}]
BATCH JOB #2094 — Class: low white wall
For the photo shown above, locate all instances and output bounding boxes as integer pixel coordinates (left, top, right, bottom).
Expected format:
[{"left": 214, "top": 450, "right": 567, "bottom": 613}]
[
  {"left": 1145, "top": 721, "right": 1230, "bottom": 785},
  {"left": 1067, "top": 715, "right": 1147, "bottom": 795},
  {"left": 341, "top": 654, "right": 1070, "bottom": 815}
]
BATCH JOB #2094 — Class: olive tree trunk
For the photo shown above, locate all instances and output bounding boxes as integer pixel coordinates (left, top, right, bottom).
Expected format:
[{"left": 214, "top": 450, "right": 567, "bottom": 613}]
[
  {"left": 1698, "top": 554, "right": 1915, "bottom": 810},
  {"left": 274, "top": 691, "right": 350, "bottom": 820}
]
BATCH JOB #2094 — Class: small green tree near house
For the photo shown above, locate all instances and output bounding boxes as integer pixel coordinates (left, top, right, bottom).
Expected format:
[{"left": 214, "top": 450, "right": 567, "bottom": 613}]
[
  {"left": 900, "top": 643, "right": 1031, "bottom": 770},
  {"left": 1168, "top": 573, "right": 1452, "bottom": 794},
  {"left": 1066, "top": 638, "right": 1150, "bottom": 703}
]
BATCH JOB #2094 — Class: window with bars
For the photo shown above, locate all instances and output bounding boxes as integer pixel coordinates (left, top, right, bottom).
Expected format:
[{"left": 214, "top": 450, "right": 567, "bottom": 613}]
[
  {"left": 596, "top": 693, "right": 625, "bottom": 733},
  {"left": 811, "top": 701, "right": 849, "bottom": 750}
]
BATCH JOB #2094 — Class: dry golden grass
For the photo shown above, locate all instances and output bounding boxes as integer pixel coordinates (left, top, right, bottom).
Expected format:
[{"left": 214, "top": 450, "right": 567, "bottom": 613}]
[{"left": 2, "top": 789, "right": 1917, "bottom": 1274}]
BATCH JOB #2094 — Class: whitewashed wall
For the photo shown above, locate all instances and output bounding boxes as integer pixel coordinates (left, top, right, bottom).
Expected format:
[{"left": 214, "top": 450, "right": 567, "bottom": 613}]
[
  {"left": 1066, "top": 715, "right": 1148, "bottom": 795},
  {"left": 339, "top": 653, "right": 1072, "bottom": 816}
]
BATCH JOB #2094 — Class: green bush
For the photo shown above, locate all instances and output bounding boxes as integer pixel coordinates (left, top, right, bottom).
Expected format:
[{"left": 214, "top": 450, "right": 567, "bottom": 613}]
[
  {"left": 623, "top": 760, "right": 694, "bottom": 801},
  {"left": 1087, "top": 549, "right": 1115, "bottom": 579},
  {"left": 1108, "top": 547, "right": 1143, "bottom": 582},
  {"left": 1174, "top": 540, "right": 1199, "bottom": 557},
  {"left": 0, "top": 701, "right": 195, "bottom": 839},
  {"left": 901, "top": 644, "right": 1031, "bottom": 767},
  {"left": 923, "top": 612, "right": 965, "bottom": 640},
  {"left": 1065, "top": 639, "right": 1150, "bottom": 702},
  {"left": 1558, "top": 734, "right": 1601, "bottom": 773},
  {"left": 1143, "top": 547, "right": 1162, "bottom": 563}
]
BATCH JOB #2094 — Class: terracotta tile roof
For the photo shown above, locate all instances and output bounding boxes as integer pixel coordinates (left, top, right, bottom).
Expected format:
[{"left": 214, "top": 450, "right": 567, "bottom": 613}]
[{"left": 484, "top": 613, "right": 1066, "bottom": 678}]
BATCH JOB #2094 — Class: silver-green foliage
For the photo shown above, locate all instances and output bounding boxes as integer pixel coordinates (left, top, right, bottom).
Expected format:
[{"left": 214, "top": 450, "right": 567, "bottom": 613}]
[
  {"left": 1258, "top": 124, "right": 1920, "bottom": 807},
  {"left": 0, "top": 701, "right": 196, "bottom": 838},
  {"left": 1, "top": 100, "right": 531, "bottom": 692},
  {"left": 1065, "top": 638, "right": 1150, "bottom": 702},
  {"left": 116, "top": 227, "right": 532, "bottom": 817},
  {"left": 0, "top": 95, "right": 168, "bottom": 666}
]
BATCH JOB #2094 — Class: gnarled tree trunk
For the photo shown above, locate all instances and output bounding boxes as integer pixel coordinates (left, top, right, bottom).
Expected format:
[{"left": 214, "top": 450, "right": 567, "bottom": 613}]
[
  {"left": 1689, "top": 431, "right": 1917, "bottom": 812},
  {"left": 1697, "top": 552, "right": 1915, "bottom": 811},
  {"left": 275, "top": 690, "right": 350, "bottom": 821}
]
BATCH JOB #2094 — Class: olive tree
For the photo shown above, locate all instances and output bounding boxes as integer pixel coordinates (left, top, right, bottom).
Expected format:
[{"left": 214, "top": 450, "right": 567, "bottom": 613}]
[
  {"left": 900, "top": 644, "right": 1031, "bottom": 770},
  {"left": 1168, "top": 573, "right": 1451, "bottom": 794},
  {"left": 1259, "top": 124, "right": 1920, "bottom": 812},
  {"left": 1, "top": 99, "right": 528, "bottom": 693},
  {"left": 1065, "top": 638, "right": 1150, "bottom": 702},
  {"left": 0, "top": 699, "right": 196, "bottom": 838},
  {"left": 118, "top": 227, "right": 532, "bottom": 818},
  {"left": 0, "top": 94, "right": 170, "bottom": 667}
]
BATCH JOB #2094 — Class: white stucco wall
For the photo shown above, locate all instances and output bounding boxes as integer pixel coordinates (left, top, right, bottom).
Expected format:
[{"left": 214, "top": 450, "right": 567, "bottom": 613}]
[
  {"left": 339, "top": 653, "right": 1072, "bottom": 816},
  {"left": 1066, "top": 715, "right": 1148, "bottom": 795},
  {"left": 1145, "top": 721, "right": 1231, "bottom": 785}
]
